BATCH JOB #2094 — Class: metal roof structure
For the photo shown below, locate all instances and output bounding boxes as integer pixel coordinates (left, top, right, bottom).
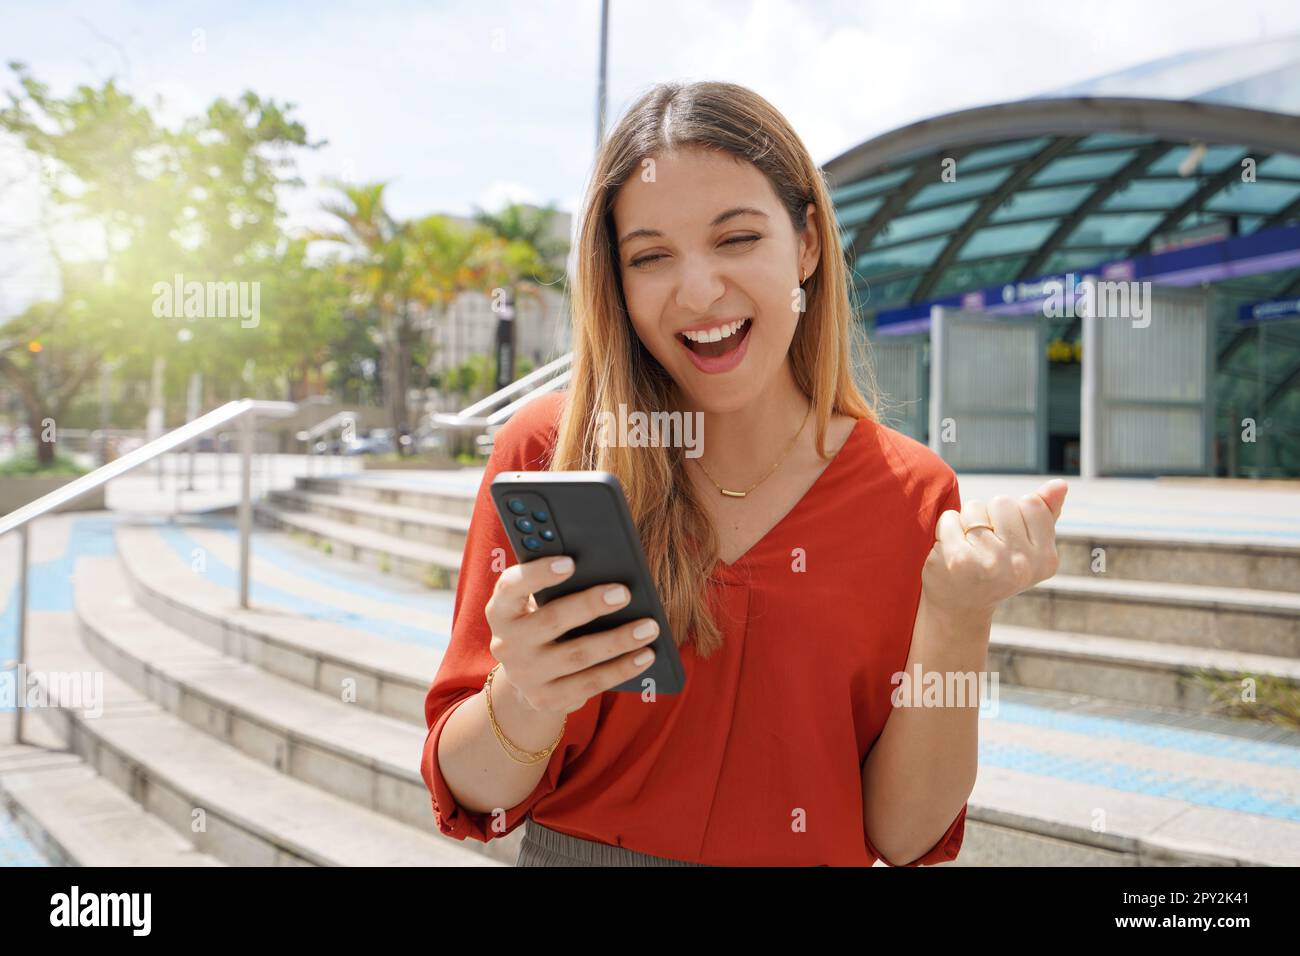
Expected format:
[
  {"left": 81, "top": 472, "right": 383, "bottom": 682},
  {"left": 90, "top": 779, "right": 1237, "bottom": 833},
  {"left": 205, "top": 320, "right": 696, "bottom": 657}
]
[
  {"left": 821, "top": 36, "right": 1300, "bottom": 476},
  {"left": 823, "top": 98, "right": 1300, "bottom": 321}
]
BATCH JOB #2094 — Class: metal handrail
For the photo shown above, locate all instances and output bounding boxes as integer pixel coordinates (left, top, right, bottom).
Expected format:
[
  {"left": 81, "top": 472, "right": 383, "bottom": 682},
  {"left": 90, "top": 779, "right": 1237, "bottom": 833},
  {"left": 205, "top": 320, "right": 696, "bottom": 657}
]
[
  {"left": 299, "top": 410, "right": 357, "bottom": 442},
  {"left": 1, "top": 397, "right": 296, "bottom": 745},
  {"left": 439, "top": 351, "right": 572, "bottom": 421},
  {"left": 458, "top": 351, "right": 571, "bottom": 418},
  {"left": 487, "top": 368, "right": 570, "bottom": 425},
  {"left": 0, "top": 399, "right": 294, "bottom": 535},
  {"left": 296, "top": 409, "right": 359, "bottom": 477},
  {"left": 432, "top": 352, "right": 572, "bottom": 430}
]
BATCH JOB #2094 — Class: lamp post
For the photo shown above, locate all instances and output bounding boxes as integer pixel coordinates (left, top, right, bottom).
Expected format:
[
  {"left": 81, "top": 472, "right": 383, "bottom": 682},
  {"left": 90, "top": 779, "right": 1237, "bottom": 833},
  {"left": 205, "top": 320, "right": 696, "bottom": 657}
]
[
  {"left": 596, "top": 0, "right": 609, "bottom": 150},
  {"left": 493, "top": 287, "right": 516, "bottom": 393}
]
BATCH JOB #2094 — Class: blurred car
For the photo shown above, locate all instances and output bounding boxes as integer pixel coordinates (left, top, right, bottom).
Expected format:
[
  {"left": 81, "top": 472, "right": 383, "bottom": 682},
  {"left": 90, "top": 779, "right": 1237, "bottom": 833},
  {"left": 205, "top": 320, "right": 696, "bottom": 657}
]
[
  {"left": 414, "top": 432, "right": 445, "bottom": 452},
  {"left": 363, "top": 429, "right": 395, "bottom": 455},
  {"left": 333, "top": 428, "right": 396, "bottom": 456}
]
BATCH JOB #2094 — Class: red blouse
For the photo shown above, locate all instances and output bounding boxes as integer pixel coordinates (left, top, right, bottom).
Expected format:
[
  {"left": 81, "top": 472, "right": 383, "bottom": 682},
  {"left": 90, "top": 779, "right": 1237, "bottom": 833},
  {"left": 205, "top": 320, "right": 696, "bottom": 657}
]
[{"left": 420, "top": 390, "right": 967, "bottom": 866}]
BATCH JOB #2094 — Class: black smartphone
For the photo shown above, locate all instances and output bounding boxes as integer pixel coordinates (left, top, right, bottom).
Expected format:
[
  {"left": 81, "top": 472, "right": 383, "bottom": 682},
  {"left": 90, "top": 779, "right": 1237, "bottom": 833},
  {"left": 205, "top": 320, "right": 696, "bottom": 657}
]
[{"left": 489, "top": 471, "right": 686, "bottom": 695}]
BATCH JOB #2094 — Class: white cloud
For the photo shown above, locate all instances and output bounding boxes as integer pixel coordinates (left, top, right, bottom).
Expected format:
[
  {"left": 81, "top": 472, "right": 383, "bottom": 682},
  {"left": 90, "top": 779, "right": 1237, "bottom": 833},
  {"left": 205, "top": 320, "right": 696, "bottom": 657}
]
[{"left": 475, "top": 179, "right": 545, "bottom": 213}]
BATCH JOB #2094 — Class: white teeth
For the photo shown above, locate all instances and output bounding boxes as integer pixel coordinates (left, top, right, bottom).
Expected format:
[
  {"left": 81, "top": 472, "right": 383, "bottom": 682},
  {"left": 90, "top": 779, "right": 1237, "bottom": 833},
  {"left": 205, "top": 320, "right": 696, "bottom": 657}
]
[{"left": 681, "top": 317, "right": 749, "bottom": 343}]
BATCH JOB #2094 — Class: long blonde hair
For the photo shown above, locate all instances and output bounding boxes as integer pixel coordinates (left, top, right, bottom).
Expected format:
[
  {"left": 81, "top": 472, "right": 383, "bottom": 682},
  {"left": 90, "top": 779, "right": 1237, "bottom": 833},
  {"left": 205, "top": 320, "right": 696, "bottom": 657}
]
[{"left": 551, "top": 80, "right": 882, "bottom": 657}]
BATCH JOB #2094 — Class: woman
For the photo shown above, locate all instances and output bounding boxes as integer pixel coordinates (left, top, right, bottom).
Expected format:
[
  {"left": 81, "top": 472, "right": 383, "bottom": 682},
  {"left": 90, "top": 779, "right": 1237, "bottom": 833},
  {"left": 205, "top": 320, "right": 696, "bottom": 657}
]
[{"left": 420, "top": 80, "right": 1067, "bottom": 867}]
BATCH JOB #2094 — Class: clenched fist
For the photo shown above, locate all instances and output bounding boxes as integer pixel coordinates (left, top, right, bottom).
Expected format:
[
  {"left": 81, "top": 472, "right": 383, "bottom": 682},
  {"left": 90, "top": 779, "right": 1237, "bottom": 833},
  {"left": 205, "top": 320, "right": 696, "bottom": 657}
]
[{"left": 921, "top": 479, "right": 1068, "bottom": 623}]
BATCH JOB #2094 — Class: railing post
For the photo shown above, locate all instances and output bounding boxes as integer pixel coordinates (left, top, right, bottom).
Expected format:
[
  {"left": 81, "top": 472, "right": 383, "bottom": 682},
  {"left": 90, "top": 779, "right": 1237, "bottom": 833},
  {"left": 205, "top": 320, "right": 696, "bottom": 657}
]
[
  {"left": 1080, "top": 276, "right": 1100, "bottom": 480},
  {"left": 13, "top": 524, "right": 28, "bottom": 744},
  {"left": 239, "top": 413, "right": 253, "bottom": 609}
]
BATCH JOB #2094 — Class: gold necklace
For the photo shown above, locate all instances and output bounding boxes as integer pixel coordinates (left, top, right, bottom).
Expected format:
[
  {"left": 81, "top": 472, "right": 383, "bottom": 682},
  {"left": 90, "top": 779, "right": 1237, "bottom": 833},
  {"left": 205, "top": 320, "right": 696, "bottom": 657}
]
[{"left": 694, "top": 402, "right": 812, "bottom": 498}]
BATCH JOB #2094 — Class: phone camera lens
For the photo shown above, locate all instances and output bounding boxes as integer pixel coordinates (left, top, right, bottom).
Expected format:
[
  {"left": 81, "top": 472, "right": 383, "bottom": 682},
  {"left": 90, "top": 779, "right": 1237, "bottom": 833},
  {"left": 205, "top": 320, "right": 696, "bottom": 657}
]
[
  {"left": 540, "top": 528, "right": 555, "bottom": 541},
  {"left": 522, "top": 535, "right": 542, "bottom": 551},
  {"left": 514, "top": 517, "right": 535, "bottom": 533},
  {"left": 532, "top": 510, "right": 549, "bottom": 522},
  {"left": 507, "top": 498, "right": 528, "bottom": 515}
]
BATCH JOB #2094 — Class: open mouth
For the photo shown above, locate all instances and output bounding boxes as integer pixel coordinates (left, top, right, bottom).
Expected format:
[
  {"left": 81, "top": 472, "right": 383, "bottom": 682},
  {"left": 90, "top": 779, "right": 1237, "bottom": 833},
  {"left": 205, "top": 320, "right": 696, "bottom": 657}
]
[{"left": 677, "top": 317, "right": 752, "bottom": 358}]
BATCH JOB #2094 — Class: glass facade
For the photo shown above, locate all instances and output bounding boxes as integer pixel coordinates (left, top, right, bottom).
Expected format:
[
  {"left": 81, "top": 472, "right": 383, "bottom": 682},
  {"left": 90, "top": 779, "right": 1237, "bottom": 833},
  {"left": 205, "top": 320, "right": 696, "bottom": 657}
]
[{"left": 825, "top": 34, "right": 1300, "bottom": 475}]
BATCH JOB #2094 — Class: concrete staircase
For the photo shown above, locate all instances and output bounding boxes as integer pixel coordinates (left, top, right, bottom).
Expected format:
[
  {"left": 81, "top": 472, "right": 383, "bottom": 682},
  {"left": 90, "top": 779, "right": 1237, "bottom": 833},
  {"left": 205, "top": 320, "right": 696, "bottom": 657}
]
[
  {"left": 248, "top": 471, "right": 1300, "bottom": 866},
  {"left": 257, "top": 476, "right": 472, "bottom": 589},
  {"left": 261, "top": 474, "right": 1300, "bottom": 722},
  {"left": 0, "top": 744, "right": 223, "bottom": 867},
  {"left": 6, "top": 472, "right": 1299, "bottom": 866},
  {"left": 2, "top": 507, "right": 511, "bottom": 868},
  {"left": 991, "top": 533, "right": 1300, "bottom": 717},
  {"left": 20, "top": 607, "right": 489, "bottom": 866}
]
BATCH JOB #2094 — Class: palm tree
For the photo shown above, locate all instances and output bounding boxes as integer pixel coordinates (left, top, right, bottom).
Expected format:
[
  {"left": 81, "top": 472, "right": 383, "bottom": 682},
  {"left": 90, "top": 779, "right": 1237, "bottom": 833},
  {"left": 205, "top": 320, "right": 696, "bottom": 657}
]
[
  {"left": 472, "top": 202, "right": 569, "bottom": 274},
  {"left": 314, "top": 181, "right": 416, "bottom": 448},
  {"left": 471, "top": 202, "right": 569, "bottom": 385},
  {"left": 317, "top": 189, "right": 568, "bottom": 449}
]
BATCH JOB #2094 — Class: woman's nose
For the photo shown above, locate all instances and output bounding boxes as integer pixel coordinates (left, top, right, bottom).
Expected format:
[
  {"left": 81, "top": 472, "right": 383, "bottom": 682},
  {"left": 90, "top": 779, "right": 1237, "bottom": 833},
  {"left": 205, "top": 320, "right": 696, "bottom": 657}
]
[{"left": 673, "top": 257, "right": 726, "bottom": 314}]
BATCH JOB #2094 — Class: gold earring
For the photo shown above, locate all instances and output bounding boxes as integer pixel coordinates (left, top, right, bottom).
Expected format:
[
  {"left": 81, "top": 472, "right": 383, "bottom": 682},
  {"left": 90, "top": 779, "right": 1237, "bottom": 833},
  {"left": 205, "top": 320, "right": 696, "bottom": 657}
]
[{"left": 800, "top": 267, "right": 806, "bottom": 285}]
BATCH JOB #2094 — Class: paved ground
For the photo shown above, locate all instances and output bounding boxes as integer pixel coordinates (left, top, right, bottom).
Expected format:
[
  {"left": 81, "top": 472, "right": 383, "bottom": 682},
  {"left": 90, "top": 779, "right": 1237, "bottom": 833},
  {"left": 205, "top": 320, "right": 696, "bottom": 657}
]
[
  {"left": 956, "top": 474, "right": 1300, "bottom": 547},
  {"left": 326, "top": 468, "right": 1300, "bottom": 546},
  {"left": 102, "top": 451, "right": 362, "bottom": 515}
]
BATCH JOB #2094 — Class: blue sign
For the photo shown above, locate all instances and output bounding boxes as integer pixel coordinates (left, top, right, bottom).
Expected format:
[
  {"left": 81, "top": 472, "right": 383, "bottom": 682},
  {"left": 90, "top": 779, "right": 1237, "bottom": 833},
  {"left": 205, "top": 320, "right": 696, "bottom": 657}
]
[
  {"left": 1238, "top": 298, "right": 1300, "bottom": 323},
  {"left": 875, "top": 221, "right": 1300, "bottom": 331}
]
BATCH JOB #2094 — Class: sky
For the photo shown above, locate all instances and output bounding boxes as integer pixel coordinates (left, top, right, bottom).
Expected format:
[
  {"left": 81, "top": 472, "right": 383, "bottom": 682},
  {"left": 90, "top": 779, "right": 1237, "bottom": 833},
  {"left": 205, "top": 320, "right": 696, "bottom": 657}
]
[{"left": 2, "top": 0, "right": 1300, "bottom": 316}]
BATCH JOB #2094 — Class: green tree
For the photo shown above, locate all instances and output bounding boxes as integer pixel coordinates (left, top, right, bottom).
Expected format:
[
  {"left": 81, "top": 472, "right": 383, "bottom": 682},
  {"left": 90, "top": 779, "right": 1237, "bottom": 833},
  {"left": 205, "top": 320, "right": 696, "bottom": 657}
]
[
  {"left": 472, "top": 201, "right": 568, "bottom": 275},
  {"left": 0, "top": 63, "right": 321, "bottom": 461},
  {"left": 471, "top": 202, "right": 568, "bottom": 387},
  {"left": 316, "top": 186, "right": 545, "bottom": 452},
  {"left": 262, "top": 240, "right": 351, "bottom": 401},
  {"left": 314, "top": 180, "right": 412, "bottom": 446}
]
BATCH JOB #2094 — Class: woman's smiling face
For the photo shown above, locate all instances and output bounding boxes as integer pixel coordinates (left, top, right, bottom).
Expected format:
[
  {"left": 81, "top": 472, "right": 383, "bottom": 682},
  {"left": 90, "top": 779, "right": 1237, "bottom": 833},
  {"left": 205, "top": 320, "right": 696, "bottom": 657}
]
[{"left": 612, "top": 146, "right": 818, "bottom": 412}]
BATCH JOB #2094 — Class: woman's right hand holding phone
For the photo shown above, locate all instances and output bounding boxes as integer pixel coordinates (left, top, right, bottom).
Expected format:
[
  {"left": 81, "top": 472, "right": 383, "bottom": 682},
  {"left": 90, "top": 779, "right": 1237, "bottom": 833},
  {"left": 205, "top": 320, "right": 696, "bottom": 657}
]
[{"left": 485, "top": 555, "right": 659, "bottom": 718}]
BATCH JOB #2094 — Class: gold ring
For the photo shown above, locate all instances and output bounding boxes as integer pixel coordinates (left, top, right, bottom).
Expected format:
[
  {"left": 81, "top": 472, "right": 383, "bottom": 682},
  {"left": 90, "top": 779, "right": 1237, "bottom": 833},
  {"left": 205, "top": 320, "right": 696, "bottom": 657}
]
[{"left": 963, "top": 523, "right": 995, "bottom": 536}]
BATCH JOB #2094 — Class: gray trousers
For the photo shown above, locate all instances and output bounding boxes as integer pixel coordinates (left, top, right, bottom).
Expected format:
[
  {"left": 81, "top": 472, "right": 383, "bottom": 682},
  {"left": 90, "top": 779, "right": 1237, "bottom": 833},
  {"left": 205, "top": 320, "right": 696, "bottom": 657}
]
[{"left": 515, "top": 817, "right": 710, "bottom": 866}]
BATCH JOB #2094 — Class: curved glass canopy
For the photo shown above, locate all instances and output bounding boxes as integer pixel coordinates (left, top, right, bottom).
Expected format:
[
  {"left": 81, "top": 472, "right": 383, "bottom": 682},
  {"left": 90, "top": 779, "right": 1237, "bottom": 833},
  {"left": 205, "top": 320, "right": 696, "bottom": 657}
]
[
  {"left": 823, "top": 92, "right": 1300, "bottom": 476},
  {"left": 830, "top": 134, "right": 1300, "bottom": 318}
]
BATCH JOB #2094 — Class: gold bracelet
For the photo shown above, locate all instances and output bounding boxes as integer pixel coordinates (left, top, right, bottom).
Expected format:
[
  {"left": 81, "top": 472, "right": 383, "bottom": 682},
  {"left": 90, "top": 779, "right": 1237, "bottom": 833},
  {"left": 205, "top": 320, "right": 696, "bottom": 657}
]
[{"left": 484, "top": 663, "right": 566, "bottom": 765}]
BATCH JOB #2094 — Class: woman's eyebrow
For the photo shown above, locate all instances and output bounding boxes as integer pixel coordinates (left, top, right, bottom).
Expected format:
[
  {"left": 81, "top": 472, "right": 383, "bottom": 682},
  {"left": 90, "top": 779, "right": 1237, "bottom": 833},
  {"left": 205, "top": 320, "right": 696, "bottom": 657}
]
[
  {"left": 709, "top": 206, "right": 769, "bottom": 227},
  {"left": 617, "top": 206, "right": 769, "bottom": 247}
]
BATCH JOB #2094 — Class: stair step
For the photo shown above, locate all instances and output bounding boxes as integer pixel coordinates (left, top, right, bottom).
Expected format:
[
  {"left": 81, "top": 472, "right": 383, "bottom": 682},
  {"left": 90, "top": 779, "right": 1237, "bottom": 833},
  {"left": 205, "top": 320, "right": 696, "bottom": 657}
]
[
  {"left": 26, "top": 607, "right": 499, "bottom": 867},
  {"left": 990, "top": 622, "right": 1300, "bottom": 716},
  {"left": 963, "top": 685, "right": 1300, "bottom": 866},
  {"left": 963, "top": 764, "right": 1300, "bottom": 866},
  {"left": 73, "top": 554, "right": 510, "bottom": 864},
  {"left": 255, "top": 505, "right": 462, "bottom": 589},
  {"left": 298, "top": 474, "right": 477, "bottom": 518},
  {"left": 1038, "top": 574, "right": 1300, "bottom": 614},
  {"left": 115, "top": 524, "right": 433, "bottom": 725},
  {"left": 1001, "top": 573, "right": 1300, "bottom": 657},
  {"left": 1054, "top": 532, "right": 1300, "bottom": 592},
  {"left": 995, "top": 622, "right": 1300, "bottom": 675},
  {"left": 0, "top": 752, "right": 224, "bottom": 867},
  {"left": 269, "top": 488, "right": 469, "bottom": 551}
]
